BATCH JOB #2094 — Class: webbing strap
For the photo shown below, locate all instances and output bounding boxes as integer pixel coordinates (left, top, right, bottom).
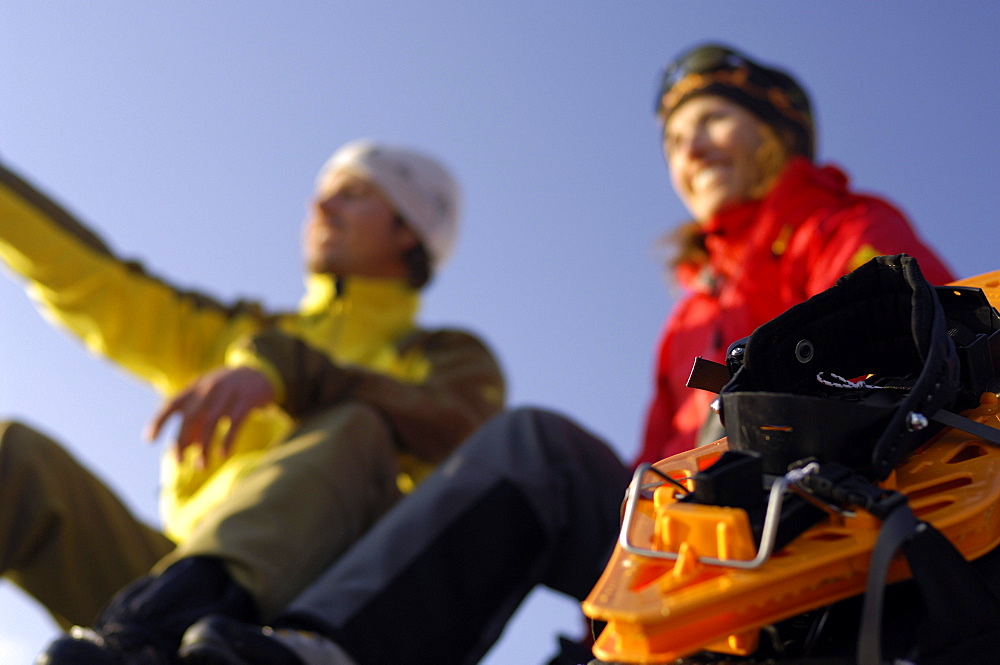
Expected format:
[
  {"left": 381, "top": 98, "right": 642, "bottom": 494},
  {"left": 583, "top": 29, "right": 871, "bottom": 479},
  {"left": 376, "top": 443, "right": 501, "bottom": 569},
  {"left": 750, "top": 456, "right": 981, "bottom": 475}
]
[
  {"left": 857, "top": 504, "right": 920, "bottom": 665},
  {"left": 858, "top": 497, "right": 1000, "bottom": 665},
  {"left": 931, "top": 408, "right": 1000, "bottom": 446},
  {"left": 685, "top": 356, "right": 731, "bottom": 394}
]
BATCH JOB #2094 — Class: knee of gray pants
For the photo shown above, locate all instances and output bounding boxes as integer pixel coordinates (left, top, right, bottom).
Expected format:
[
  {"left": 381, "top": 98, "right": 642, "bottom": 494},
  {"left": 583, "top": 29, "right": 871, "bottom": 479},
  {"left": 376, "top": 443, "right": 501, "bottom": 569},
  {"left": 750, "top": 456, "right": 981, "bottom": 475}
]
[{"left": 444, "top": 407, "right": 628, "bottom": 542}]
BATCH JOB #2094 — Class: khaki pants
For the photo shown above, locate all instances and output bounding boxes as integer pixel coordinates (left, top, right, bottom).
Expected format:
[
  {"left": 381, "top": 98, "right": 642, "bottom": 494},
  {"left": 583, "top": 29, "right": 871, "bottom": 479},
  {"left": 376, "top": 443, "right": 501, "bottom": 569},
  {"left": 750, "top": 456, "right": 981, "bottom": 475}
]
[
  {"left": 0, "top": 420, "right": 173, "bottom": 628},
  {"left": 162, "top": 402, "right": 403, "bottom": 617},
  {"left": 0, "top": 402, "right": 403, "bottom": 627}
]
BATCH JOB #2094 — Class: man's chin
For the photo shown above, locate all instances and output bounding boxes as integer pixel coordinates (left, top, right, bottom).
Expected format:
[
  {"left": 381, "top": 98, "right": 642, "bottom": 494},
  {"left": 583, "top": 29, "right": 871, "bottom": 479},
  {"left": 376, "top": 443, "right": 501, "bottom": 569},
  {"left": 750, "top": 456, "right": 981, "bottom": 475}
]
[{"left": 305, "top": 256, "right": 344, "bottom": 274}]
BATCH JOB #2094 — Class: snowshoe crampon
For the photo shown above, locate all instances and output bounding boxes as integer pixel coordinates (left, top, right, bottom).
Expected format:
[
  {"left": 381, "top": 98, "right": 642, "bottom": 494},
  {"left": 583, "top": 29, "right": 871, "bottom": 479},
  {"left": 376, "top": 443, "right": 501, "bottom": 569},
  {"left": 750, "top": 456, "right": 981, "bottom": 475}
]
[{"left": 583, "top": 261, "right": 1000, "bottom": 664}]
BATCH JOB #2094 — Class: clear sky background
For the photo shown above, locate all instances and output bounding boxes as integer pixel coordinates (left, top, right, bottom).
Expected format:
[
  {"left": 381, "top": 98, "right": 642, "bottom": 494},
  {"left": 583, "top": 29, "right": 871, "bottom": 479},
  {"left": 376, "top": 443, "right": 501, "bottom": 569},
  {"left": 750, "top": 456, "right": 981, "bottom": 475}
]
[{"left": 0, "top": 2, "right": 998, "bottom": 663}]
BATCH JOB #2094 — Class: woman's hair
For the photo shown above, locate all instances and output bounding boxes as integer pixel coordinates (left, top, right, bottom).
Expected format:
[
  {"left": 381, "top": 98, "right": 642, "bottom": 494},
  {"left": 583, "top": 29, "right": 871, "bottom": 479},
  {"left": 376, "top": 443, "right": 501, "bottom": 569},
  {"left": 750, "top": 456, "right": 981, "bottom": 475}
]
[{"left": 662, "top": 220, "right": 708, "bottom": 273}]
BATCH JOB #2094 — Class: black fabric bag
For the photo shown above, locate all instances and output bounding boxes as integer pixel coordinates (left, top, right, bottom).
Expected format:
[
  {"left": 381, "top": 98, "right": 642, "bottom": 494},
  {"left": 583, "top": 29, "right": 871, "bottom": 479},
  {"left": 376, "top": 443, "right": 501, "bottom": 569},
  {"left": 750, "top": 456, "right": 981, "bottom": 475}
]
[{"left": 718, "top": 254, "right": 999, "bottom": 479}]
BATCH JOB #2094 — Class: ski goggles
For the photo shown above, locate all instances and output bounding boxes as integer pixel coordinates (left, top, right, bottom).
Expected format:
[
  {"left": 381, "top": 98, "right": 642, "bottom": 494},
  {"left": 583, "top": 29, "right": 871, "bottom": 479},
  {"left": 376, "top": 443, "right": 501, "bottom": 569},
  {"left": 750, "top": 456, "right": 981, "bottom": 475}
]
[
  {"left": 655, "top": 45, "right": 755, "bottom": 113},
  {"left": 654, "top": 45, "right": 811, "bottom": 131},
  {"left": 657, "top": 46, "right": 752, "bottom": 104}
]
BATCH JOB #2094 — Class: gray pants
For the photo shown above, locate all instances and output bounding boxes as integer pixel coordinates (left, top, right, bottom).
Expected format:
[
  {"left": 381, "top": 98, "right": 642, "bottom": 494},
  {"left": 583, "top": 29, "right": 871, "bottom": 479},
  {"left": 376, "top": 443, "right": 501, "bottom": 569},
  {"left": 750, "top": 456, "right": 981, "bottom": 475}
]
[{"left": 279, "top": 408, "right": 631, "bottom": 665}]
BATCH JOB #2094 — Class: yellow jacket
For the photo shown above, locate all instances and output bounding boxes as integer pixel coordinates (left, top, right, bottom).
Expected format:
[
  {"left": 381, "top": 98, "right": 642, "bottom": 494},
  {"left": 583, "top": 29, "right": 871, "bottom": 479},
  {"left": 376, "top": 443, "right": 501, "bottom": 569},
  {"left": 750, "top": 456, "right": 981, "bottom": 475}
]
[{"left": 0, "top": 164, "right": 505, "bottom": 541}]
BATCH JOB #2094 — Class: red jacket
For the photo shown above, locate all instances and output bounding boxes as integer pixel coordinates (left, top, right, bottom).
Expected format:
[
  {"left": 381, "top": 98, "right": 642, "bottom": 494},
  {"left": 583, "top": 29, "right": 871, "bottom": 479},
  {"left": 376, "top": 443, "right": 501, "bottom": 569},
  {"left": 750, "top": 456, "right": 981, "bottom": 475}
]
[{"left": 636, "top": 157, "right": 954, "bottom": 466}]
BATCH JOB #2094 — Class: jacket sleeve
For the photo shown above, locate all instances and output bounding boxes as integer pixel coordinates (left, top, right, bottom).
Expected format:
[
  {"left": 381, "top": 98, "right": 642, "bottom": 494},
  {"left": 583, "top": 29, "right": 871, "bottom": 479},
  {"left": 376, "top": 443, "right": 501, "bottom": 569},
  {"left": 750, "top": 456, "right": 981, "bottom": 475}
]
[
  {"left": 0, "top": 162, "right": 269, "bottom": 394},
  {"left": 790, "top": 198, "right": 955, "bottom": 298},
  {"left": 230, "top": 328, "right": 506, "bottom": 463}
]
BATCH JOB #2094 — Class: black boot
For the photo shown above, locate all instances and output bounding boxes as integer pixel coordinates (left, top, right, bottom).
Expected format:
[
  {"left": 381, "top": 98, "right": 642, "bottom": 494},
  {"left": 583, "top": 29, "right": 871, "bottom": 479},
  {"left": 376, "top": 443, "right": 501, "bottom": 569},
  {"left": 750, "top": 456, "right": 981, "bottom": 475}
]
[
  {"left": 35, "top": 557, "right": 258, "bottom": 665},
  {"left": 179, "top": 615, "right": 360, "bottom": 664},
  {"left": 35, "top": 627, "right": 174, "bottom": 665},
  {"left": 178, "top": 616, "right": 306, "bottom": 665}
]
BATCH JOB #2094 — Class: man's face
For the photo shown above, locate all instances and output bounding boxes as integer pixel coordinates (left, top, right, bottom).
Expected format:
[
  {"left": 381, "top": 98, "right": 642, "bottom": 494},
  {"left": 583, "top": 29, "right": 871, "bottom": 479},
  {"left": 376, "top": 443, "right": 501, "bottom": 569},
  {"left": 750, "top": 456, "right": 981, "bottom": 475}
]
[
  {"left": 303, "top": 171, "right": 418, "bottom": 278},
  {"left": 663, "top": 95, "right": 773, "bottom": 222}
]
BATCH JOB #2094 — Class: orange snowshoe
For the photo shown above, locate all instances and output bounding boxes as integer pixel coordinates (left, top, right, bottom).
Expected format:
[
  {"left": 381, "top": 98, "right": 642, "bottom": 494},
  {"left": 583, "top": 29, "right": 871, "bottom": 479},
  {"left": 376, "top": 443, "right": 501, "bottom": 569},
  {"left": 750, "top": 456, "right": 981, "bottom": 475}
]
[{"left": 584, "top": 258, "right": 1000, "bottom": 665}]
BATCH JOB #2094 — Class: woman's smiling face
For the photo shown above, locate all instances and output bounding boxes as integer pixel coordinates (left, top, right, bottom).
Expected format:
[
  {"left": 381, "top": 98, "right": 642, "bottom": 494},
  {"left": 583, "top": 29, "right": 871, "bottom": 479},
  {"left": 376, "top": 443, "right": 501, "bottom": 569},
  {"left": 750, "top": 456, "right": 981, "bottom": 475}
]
[{"left": 664, "top": 94, "right": 784, "bottom": 222}]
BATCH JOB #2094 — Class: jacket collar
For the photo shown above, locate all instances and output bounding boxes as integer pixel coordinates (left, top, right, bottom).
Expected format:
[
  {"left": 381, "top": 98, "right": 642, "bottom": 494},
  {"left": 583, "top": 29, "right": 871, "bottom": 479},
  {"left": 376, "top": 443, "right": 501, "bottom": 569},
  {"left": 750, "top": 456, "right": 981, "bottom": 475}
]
[
  {"left": 299, "top": 273, "right": 420, "bottom": 361},
  {"left": 679, "top": 157, "right": 849, "bottom": 292}
]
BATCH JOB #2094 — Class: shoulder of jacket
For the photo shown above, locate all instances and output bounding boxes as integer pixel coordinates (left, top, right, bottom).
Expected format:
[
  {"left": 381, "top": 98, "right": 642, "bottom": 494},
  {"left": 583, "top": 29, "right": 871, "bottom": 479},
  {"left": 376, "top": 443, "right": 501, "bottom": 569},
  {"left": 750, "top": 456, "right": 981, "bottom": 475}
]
[
  {"left": 784, "top": 188, "right": 908, "bottom": 243},
  {"left": 395, "top": 327, "right": 493, "bottom": 353}
]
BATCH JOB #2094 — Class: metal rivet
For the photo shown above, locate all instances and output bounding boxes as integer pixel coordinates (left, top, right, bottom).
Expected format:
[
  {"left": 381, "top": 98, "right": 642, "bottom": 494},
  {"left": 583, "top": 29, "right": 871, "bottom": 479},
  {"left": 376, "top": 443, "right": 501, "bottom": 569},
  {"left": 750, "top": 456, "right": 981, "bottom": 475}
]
[
  {"left": 907, "top": 412, "right": 929, "bottom": 431},
  {"left": 795, "top": 339, "right": 814, "bottom": 364}
]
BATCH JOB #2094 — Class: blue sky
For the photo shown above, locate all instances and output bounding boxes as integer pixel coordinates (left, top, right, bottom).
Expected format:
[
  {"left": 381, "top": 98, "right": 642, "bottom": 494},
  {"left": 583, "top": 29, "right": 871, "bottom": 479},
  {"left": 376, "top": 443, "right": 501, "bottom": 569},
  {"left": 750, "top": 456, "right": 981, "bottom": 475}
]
[{"left": 0, "top": 2, "right": 998, "bottom": 663}]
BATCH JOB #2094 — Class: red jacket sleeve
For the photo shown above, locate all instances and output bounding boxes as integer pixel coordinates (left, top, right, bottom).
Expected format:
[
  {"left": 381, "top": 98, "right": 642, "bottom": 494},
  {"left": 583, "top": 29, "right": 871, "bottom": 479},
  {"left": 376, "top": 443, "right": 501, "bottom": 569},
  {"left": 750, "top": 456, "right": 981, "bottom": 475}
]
[{"left": 788, "top": 197, "right": 954, "bottom": 299}]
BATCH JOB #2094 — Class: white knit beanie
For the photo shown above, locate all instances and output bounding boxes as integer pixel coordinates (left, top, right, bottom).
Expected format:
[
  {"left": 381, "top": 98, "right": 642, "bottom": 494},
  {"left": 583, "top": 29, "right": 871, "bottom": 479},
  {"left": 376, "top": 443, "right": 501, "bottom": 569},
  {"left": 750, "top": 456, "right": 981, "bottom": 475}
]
[{"left": 318, "top": 140, "right": 461, "bottom": 270}]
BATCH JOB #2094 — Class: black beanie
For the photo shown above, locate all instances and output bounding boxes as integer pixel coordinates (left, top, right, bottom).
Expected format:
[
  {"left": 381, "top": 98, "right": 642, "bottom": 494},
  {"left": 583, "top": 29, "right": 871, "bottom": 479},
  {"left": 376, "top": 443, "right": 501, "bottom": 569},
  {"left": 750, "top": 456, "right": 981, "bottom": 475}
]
[{"left": 656, "top": 43, "right": 816, "bottom": 160}]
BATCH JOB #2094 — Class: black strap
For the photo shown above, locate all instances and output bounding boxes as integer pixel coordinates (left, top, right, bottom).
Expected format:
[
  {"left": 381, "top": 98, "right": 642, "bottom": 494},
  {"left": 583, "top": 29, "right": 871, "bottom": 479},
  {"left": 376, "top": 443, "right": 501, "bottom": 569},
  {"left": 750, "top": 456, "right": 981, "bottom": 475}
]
[
  {"left": 686, "top": 356, "right": 731, "bottom": 394},
  {"left": 931, "top": 408, "right": 1000, "bottom": 446},
  {"left": 857, "top": 495, "right": 1000, "bottom": 665},
  {"left": 857, "top": 504, "right": 920, "bottom": 665}
]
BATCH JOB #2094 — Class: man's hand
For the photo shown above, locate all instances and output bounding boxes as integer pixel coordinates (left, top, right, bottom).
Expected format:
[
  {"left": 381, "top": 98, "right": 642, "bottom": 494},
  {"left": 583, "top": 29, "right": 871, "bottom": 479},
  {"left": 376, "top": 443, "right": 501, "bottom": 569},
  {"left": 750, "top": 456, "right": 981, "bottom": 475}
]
[{"left": 145, "top": 366, "right": 276, "bottom": 467}]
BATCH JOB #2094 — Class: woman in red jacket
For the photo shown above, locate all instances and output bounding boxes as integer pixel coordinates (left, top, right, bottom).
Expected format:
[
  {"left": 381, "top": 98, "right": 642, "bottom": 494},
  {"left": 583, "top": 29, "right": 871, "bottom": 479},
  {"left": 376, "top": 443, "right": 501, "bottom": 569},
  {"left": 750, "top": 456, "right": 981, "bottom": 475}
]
[{"left": 639, "top": 43, "right": 952, "bottom": 464}]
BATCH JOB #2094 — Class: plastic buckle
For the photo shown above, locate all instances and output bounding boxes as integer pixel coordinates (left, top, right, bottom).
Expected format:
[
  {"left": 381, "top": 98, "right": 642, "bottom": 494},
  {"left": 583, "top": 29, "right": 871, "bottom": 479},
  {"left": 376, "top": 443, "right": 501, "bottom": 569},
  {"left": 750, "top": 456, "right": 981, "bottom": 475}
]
[{"left": 801, "top": 463, "right": 906, "bottom": 520}]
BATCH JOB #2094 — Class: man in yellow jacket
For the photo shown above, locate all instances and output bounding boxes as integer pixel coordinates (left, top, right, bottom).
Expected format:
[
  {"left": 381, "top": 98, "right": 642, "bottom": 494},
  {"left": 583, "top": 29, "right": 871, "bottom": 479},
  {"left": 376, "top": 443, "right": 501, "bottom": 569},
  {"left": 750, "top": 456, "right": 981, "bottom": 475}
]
[{"left": 0, "top": 140, "right": 505, "bottom": 654}]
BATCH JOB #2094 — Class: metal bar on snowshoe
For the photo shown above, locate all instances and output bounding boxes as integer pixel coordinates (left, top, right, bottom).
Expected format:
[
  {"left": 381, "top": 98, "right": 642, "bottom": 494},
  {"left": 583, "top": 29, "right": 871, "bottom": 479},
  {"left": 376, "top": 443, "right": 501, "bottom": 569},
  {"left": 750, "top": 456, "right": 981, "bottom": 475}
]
[{"left": 618, "top": 462, "right": 819, "bottom": 569}]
